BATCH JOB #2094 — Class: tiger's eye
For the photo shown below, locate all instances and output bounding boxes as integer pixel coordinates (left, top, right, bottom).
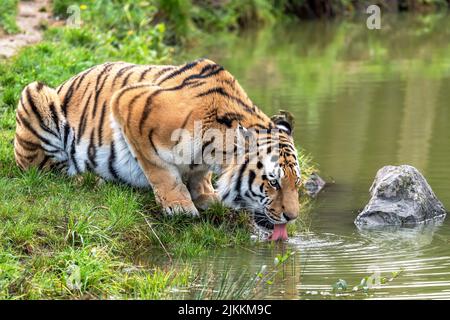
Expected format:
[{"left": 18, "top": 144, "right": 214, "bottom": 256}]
[{"left": 269, "top": 179, "right": 280, "bottom": 189}]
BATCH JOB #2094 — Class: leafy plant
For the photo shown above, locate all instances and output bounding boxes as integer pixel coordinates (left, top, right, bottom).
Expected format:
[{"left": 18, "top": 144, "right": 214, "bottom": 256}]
[{"left": 332, "top": 269, "right": 404, "bottom": 295}]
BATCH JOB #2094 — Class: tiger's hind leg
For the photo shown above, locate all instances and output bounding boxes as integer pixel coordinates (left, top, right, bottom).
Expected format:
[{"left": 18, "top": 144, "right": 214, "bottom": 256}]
[{"left": 14, "top": 82, "right": 68, "bottom": 172}]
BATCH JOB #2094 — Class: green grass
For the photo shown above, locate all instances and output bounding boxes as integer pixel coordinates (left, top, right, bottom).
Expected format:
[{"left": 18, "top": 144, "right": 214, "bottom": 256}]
[
  {"left": 0, "top": 0, "right": 19, "bottom": 35},
  {"left": 0, "top": 1, "right": 318, "bottom": 299}
]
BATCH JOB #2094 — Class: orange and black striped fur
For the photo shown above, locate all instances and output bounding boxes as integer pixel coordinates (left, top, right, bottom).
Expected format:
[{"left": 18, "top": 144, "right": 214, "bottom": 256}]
[{"left": 14, "top": 59, "right": 301, "bottom": 232}]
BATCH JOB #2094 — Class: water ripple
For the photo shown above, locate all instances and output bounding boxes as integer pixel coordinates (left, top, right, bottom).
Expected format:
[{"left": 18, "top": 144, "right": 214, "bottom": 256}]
[{"left": 287, "top": 221, "right": 450, "bottom": 299}]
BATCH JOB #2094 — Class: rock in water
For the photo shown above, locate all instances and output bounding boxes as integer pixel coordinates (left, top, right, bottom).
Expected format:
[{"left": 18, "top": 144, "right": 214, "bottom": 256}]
[
  {"left": 304, "top": 172, "right": 326, "bottom": 198},
  {"left": 355, "top": 165, "right": 446, "bottom": 227}
]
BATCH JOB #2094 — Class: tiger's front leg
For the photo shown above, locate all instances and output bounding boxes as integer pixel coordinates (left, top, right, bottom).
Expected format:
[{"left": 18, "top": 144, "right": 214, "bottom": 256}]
[
  {"left": 187, "top": 171, "right": 220, "bottom": 210},
  {"left": 140, "top": 161, "right": 199, "bottom": 216},
  {"left": 111, "top": 84, "right": 199, "bottom": 216}
]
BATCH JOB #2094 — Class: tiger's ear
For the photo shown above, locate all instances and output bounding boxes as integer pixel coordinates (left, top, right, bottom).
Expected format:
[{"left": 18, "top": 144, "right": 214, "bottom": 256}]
[
  {"left": 271, "top": 110, "right": 294, "bottom": 135},
  {"left": 236, "top": 123, "right": 247, "bottom": 135},
  {"left": 235, "top": 123, "right": 253, "bottom": 140},
  {"left": 235, "top": 123, "right": 255, "bottom": 151}
]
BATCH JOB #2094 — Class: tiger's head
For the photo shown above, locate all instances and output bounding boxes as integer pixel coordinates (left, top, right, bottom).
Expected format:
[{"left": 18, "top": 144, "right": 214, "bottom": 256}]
[{"left": 217, "top": 112, "right": 301, "bottom": 241}]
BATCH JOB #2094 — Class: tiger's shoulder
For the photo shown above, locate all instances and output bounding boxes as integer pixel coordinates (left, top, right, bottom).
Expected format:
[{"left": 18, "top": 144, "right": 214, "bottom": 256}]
[{"left": 107, "top": 58, "right": 273, "bottom": 131}]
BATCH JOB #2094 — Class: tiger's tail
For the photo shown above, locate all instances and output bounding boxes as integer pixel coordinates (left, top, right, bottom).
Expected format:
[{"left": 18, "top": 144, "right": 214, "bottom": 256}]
[{"left": 14, "top": 82, "right": 69, "bottom": 171}]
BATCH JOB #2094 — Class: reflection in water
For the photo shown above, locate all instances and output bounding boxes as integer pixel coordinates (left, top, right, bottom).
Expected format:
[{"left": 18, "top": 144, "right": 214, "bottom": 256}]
[
  {"left": 169, "top": 14, "right": 450, "bottom": 299},
  {"left": 356, "top": 218, "right": 445, "bottom": 249}
]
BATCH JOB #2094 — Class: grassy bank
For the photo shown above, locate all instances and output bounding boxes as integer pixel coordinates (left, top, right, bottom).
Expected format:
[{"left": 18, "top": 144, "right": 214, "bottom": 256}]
[
  {"left": 0, "top": 0, "right": 19, "bottom": 35},
  {"left": 0, "top": 1, "right": 317, "bottom": 299},
  {"left": 155, "top": 0, "right": 450, "bottom": 39}
]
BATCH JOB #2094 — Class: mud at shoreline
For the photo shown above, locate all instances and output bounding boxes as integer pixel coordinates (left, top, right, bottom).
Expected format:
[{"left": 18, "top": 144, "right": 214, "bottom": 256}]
[{"left": 0, "top": 0, "right": 50, "bottom": 59}]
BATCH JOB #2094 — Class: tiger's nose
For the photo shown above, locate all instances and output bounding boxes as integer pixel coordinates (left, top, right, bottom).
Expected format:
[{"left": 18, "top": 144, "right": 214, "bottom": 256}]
[{"left": 282, "top": 212, "right": 298, "bottom": 222}]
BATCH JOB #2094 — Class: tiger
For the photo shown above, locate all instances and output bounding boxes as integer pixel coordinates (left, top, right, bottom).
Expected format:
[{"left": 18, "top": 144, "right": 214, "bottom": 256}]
[{"left": 13, "top": 58, "right": 301, "bottom": 240}]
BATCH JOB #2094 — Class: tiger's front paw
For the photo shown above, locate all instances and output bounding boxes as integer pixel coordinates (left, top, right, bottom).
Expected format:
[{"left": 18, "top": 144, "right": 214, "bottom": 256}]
[
  {"left": 163, "top": 200, "right": 199, "bottom": 217},
  {"left": 193, "top": 193, "right": 220, "bottom": 210}
]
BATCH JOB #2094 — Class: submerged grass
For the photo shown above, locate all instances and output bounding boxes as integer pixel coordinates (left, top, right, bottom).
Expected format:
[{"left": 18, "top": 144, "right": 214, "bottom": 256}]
[
  {"left": 190, "top": 250, "right": 297, "bottom": 300},
  {"left": 0, "top": 1, "right": 318, "bottom": 299}
]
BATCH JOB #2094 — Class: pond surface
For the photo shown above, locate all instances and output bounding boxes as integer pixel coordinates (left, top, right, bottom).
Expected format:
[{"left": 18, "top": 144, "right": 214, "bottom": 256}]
[{"left": 170, "top": 14, "right": 450, "bottom": 299}]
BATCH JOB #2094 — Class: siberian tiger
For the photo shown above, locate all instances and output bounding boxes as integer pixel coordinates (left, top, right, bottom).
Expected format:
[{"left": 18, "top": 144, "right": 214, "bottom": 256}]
[{"left": 14, "top": 58, "right": 301, "bottom": 240}]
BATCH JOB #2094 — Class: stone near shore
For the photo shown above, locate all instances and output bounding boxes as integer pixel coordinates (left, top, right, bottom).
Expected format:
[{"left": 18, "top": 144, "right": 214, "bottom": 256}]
[
  {"left": 304, "top": 172, "right": 326, "bottom": 198},
  {"left": 355, "top": 165, "right": 446, "bottom": 227}
]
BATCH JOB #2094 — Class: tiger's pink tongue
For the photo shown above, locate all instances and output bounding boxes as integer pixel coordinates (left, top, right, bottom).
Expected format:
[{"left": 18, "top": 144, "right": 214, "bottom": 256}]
[{"left": 270, "top": 224, "right": 288, "bottom": 241}]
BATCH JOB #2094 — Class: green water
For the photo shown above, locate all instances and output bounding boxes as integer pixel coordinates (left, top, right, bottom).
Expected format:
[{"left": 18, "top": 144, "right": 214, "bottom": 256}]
[{"left": 170, "top": 14, "right": 450, "bottom": 299}]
